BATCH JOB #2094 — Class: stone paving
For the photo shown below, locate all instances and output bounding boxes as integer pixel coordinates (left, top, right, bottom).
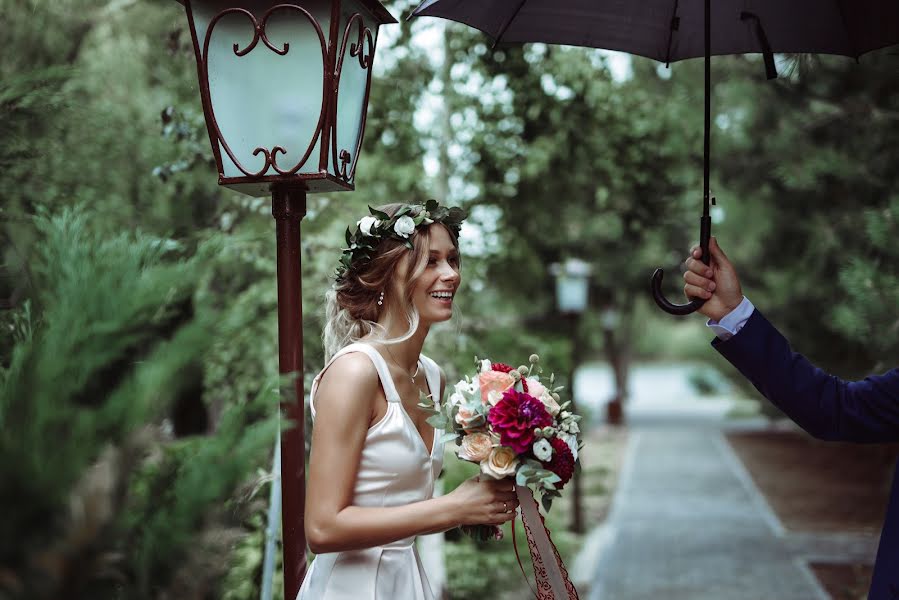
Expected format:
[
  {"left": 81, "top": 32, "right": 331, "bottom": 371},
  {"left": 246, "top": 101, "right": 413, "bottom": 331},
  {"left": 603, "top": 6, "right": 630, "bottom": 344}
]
[{"left": 582, "top": 422, "right": 879, "bottom": 600}]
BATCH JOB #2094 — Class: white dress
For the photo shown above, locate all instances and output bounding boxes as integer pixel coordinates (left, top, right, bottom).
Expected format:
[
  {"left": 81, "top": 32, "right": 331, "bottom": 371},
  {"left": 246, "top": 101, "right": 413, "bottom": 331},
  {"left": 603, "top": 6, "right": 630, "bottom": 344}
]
[{"left": 297, "top": 343, "right": 445, "bottom": 600}]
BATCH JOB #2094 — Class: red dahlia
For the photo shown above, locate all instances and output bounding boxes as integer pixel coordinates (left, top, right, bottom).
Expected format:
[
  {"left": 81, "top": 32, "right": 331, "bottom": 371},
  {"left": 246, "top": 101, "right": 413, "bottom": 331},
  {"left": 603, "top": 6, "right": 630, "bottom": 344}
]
[
  {"left": 488, "top": 390, "right": 553, "bottom": 454},
  {"left": 543, "top": 437, "right": 575, "bottom": 488}
]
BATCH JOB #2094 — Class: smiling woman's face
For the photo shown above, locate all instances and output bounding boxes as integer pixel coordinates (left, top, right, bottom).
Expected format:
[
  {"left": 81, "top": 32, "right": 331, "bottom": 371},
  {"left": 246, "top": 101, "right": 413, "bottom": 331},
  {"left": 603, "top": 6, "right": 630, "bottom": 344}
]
[{"left": 409, "top": 224, "right": 461, "bottom": 326}]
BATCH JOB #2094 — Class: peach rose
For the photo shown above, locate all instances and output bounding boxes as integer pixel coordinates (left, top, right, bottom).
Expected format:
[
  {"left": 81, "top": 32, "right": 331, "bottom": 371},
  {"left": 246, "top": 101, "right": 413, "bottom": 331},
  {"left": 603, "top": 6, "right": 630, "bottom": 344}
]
[
  {"left": 480, "top": 446, "right": 519, "bottom": 479},
  {"left": 486, "top": 389, "right": 505, "bottom": 406},
  {"left": 458, "top": 432, "right": 493, "bottom": 462},
  {"left": 478, "top": 370, "right": 514, "bottom": 405},
  {"left": 455, "top": 405, "right": 486, "bottom": 431}
]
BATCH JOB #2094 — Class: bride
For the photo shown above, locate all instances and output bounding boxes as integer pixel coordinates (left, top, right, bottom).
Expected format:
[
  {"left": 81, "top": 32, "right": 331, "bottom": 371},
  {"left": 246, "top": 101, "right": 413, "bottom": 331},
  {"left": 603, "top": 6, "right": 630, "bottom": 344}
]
[{"left": 298, "top": 201, "right": 519, "bottom": 599}]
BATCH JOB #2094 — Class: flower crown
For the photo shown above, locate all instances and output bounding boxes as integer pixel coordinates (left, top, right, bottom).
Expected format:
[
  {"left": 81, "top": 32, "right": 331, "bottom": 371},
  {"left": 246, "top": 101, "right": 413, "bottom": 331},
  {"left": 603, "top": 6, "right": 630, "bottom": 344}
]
[{"left": 336, "top": 199, "right": 466, "bottom": 281}]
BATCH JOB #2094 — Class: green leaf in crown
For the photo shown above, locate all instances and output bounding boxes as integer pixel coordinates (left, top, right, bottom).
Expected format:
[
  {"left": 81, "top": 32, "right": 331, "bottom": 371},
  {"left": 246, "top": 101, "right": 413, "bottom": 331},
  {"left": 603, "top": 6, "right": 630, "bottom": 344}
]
[{"left": 334, "top": 200, "right": 468, "bottom": 282}]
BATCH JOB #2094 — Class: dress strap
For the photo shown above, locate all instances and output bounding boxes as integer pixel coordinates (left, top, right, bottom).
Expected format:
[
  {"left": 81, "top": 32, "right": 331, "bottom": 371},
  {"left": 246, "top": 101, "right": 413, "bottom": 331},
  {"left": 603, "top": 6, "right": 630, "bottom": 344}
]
[
  {"left": 418, "top": 354, "right": 442, "bottom": 407},
  {"left": 309, "top": 343, "right": 402, "bottom": 418}
]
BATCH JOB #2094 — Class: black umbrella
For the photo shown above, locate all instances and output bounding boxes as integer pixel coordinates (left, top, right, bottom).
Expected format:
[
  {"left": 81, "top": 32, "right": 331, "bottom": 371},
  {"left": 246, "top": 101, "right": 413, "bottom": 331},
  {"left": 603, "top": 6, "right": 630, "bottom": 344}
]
[{"left": 410, "top": 0, "right": 899, "bottom": 315}]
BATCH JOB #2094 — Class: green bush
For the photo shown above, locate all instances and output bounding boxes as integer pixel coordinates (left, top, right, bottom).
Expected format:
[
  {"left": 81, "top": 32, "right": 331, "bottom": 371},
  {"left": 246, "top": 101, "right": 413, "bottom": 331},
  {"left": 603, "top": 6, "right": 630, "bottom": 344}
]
[{"left": 0, "top": 207, "right": 279, "bottom": 599}]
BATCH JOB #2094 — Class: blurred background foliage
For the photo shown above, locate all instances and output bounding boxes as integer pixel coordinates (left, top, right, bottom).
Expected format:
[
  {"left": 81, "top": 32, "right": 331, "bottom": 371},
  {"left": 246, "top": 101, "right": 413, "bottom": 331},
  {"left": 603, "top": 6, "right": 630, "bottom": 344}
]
[{"left": 1, "top": 0, "right": 896, "bottom": 597}]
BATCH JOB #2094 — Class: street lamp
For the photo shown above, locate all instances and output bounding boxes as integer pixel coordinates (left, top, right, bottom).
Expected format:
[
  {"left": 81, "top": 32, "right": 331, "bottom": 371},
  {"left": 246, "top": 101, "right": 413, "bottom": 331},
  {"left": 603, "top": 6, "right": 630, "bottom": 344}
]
[
  {"left": 172, "top": 1, "right": 395, "bottom": 597},
  {"left": 600, "top": 306, "right": 624, "bottom": 425},
  {"left": 551, "top": 258, "right": 591, "bottom": 314},
  {"left": 550, "top": 258, "right": 591, "bottom": 534}
]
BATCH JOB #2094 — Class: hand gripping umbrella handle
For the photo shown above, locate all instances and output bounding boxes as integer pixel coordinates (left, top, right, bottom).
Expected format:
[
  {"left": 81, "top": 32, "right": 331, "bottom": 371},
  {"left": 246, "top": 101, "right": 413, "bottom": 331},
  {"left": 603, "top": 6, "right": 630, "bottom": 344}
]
[{"left": 650, "top": 215, "right": 712, "bottom": 316}]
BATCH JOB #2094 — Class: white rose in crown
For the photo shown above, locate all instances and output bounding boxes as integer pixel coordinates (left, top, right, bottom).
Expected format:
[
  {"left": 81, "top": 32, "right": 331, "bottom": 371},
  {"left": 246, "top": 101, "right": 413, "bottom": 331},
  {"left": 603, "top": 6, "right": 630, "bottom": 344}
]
[
  {"left": 357, "top": 216, "right": 379, "bottom": 236},
  {"left": 458, "top": 432, "right": 493, "bottom": 462},
  {"left": 393, "top": 215, "right": 416, "bottom": 238},
  {"left": 480, "top": 446, "right": 519, "bottom": 479}
]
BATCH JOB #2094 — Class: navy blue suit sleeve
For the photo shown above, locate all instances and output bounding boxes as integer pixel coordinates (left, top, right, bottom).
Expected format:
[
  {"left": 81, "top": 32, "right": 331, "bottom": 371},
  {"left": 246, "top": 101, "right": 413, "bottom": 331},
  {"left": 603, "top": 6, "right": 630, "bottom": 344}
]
[{"left": 712, "top": 309, "right": 899, "bottom": 443}]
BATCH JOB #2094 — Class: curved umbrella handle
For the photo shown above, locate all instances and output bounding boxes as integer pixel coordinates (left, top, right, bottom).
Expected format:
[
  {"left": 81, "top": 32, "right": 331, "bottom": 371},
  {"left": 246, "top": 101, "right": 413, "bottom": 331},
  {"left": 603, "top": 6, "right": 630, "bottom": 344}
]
[{"left": 650, "top": 215, "right": 712, "bottom": 316}]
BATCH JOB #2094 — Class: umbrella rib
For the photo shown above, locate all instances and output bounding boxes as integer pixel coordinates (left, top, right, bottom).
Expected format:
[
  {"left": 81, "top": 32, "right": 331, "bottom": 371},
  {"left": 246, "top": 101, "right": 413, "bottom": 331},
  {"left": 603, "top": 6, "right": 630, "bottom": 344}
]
[
  {"left": 833, "top": 0, "right": 859, "bottom": 60},
  {"left": 664, "top": 0, "right": 680, "bottom": 67},
  {"left": 492, "top": 0, "right": 527, "bottom": 48}
]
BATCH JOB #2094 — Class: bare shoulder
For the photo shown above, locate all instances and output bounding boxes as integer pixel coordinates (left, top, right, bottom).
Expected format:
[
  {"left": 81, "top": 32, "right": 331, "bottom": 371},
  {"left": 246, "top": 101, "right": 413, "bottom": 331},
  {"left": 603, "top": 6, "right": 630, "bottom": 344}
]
[
  {"left": 322, "top": 351, "right": 379, "bottom": 387},
  {"left": 314, "top": 351, "right": 380, "bottom": 413}
]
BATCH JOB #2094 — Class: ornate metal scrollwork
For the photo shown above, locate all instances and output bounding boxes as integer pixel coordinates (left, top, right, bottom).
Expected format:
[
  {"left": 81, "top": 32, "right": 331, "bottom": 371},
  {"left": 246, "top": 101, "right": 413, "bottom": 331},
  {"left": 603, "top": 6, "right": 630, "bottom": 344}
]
[
  {"left": 331, "top": 13, "right": 375, "bottom": 183},
  {"left": 200, "top": 4, "right": 328, "bottom": 178}
]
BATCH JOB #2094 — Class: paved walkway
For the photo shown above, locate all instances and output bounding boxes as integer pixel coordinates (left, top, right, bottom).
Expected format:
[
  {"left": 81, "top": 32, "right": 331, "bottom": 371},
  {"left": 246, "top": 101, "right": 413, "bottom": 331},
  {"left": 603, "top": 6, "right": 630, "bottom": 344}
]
[{"left": 582, "top": 421, "right": 879, "bottom": 599}]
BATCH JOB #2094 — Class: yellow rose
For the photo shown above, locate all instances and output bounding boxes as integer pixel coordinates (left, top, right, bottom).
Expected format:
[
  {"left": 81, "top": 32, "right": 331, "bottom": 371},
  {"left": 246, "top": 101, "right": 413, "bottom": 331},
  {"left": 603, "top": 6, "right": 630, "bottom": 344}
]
[{"left": 480, "top": 446, "right": 519, "bottom": 479}]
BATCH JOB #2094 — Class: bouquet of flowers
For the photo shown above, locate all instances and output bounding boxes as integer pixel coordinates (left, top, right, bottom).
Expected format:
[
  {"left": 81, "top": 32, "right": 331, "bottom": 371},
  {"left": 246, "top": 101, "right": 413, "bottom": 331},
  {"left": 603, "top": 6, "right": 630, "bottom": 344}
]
[{"left": 419, "top": 354, "right": 583, "bottom": 541}]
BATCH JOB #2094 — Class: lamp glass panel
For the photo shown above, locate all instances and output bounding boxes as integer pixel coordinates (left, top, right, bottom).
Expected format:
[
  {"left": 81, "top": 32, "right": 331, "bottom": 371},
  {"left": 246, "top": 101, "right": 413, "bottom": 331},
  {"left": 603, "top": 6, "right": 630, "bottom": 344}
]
[
  {"left": 556, "top": 276, "right": 588, "bottom": 313},
  {"left": 329, "top": 0, "right": 380, "bottom": 183},
  {"left": 191, "top": 0, "right": 330, "bottom": 179}
]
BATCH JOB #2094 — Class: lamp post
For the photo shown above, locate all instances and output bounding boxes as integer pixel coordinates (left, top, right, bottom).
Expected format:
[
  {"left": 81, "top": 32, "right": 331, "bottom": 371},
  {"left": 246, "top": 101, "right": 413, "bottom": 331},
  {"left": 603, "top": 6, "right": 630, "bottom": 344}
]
[
  {"left": 550, "top": 258, "right": 590, "bottom": 534},
  {"left": 172, "top": 2, "right": 395, "bottom": 597},
  {"left": 600, "top": 306, "right": 624, "bottom": 425}
]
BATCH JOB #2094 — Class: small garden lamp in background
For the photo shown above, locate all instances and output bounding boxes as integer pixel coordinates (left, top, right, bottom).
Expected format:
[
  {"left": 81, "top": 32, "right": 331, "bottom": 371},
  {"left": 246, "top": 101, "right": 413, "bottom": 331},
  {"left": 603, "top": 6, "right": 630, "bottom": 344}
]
[
  {"left": 171, "top": 1, "right": 395, "bottom": 597},
  {"left": 550, "top": 257, "right": 591, "bottom": 534}
]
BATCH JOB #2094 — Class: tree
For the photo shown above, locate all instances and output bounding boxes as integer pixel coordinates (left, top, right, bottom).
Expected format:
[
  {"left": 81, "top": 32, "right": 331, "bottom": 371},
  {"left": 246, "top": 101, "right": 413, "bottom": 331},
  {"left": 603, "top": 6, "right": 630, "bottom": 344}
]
[{"left": 714, "top": 50, "right": 899, "bottom": 376}]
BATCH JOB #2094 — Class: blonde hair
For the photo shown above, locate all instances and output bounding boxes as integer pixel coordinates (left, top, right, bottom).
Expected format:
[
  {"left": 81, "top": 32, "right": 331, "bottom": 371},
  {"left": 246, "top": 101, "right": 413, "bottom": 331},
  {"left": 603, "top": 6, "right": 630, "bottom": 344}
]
[{"left": 322, "top": 203, "right": 460, "bottom": 361}]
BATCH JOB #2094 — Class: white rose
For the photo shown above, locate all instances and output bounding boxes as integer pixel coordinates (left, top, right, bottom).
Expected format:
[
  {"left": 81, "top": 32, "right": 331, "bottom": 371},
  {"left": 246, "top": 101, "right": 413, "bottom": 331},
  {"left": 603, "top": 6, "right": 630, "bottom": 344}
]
[
  {"left": 561, "top": 433, "right": 579, "bottom": 462},
  {"left": 449, "top": 391, "right": 466, "bottom": 407},
  {"left": 458, "top": 432, "right": 493, "bottom": 463},
  {"left": 393, "top": 215, "right": 416, "bottom": 238},
  {"left": 480, "top": 446, "right": 519, "bottom": 479},
  {"left": 357, "top": 216, "right": 379, "bottom": 236},
  {"left": 540, "top": 391, "right": 561, "bottom": 416},
  {"left": 526, "top": 378, "right": 546, "bottom": 398},
  {"left": 454, "top": 380, "right": 472, "bottom": 397},
  {"left": 532, "top": 438, "right": 553, "bottom": 461}
]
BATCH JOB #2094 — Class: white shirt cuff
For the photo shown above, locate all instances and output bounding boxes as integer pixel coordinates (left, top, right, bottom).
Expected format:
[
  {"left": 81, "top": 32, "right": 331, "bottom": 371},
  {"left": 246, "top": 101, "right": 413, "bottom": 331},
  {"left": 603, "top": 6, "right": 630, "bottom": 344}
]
[{"left": 706, "top": 296, "right": 755, "bottom": 341}]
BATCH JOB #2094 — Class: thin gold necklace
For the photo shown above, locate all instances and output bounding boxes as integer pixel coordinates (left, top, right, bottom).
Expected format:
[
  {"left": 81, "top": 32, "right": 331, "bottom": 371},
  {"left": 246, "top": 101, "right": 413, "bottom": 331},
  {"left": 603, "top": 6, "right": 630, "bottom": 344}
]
[{"left": 384, "top": 345, "right": 420, "bottom": 384}]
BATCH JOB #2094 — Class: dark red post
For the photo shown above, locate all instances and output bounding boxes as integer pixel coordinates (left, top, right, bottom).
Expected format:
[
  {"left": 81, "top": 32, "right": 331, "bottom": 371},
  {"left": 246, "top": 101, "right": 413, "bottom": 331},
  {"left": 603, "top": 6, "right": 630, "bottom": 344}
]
[{"left": 272, "top": 184, "right": 308, "bottom": 600}]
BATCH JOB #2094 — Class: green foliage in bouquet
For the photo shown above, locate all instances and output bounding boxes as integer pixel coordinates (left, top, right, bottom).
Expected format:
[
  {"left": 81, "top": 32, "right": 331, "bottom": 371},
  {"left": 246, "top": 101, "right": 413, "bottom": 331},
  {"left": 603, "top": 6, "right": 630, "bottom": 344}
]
[
  {"left": 0, "top": 207, "right": 279, "bottom": 599},
  {"left": 439, "top": 449, "right": 581, "bottom": 600}
]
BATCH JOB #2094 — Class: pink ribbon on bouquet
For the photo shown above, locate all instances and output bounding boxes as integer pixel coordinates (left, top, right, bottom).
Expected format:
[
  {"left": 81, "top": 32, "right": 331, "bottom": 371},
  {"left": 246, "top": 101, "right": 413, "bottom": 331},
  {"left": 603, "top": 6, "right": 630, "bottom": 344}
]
[{"left": 512, "top": 484, "right": 580, "bottom": 599}]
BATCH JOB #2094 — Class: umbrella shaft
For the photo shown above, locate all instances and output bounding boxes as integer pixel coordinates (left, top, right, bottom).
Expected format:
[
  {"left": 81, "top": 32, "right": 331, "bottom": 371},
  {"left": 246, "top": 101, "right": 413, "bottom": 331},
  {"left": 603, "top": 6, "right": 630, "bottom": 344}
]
[{"left": 703, "top": 0, "right": 710, "bottom": 215}]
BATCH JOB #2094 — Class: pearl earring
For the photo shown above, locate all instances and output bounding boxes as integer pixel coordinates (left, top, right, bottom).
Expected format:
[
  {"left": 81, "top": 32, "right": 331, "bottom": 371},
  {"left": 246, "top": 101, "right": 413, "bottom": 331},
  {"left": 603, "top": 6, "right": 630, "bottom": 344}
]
[{"left": 377, "top": 290, "right": 384, "bottom": 306}]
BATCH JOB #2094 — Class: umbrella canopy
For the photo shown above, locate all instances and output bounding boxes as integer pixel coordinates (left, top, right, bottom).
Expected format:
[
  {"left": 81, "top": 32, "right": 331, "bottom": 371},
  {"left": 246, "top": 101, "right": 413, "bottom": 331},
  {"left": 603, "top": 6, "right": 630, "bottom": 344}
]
[
  {"left": 411, "top": 0, "right": 899, "bottom": 315},
  {"left": 412, "top": 0, "right": 899, "bottom": 63}
]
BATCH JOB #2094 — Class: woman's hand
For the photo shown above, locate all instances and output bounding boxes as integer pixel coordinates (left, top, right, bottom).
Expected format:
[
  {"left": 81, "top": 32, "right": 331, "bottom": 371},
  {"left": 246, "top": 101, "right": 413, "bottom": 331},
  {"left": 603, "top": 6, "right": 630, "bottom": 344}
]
[{"left": 446, "top": 475, "right": 519, "bottom": 527}]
